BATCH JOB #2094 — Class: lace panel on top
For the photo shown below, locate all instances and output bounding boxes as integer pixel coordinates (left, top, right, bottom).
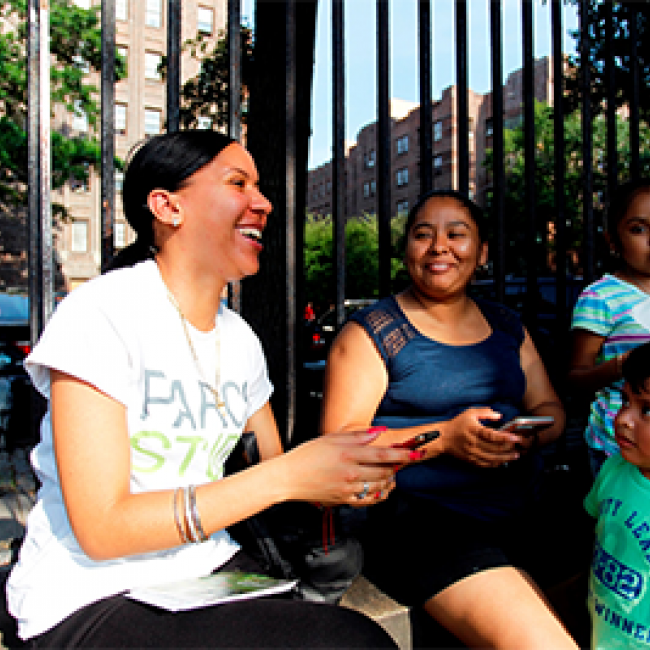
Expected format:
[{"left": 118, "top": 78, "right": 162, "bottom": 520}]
[{"left": 365, "top": 306, "right": 417, "bottom": 360}]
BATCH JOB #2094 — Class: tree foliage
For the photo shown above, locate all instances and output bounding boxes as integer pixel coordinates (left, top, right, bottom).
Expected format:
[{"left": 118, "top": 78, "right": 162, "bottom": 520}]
[
  {"left": 161, "top": 26, "right": 254, "bottom": 131},
  {"left": 484, "top": 101, "right": 650, "bottom": 276},
  {"left": 563, "top": 0, "right": 650, "bottom": 122},
  {"left": 304, "top": 215, "right": 407, "bottom": 309},
  {"left": 0, "top": 0, "right": 125, "bottom": 215}
]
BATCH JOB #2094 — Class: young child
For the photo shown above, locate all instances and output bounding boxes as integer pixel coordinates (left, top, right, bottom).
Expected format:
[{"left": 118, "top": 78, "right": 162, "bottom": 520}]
[
  {"left": 569, "top": 178, "right": 650, "bottom": 477},
  {"left": 585, "top": 340, "right": 650, "bottom": 649}
]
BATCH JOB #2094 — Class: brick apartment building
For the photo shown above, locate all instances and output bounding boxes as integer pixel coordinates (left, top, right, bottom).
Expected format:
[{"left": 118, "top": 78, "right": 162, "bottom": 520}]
[
  {"left": 0, "top": 0, "right": 226, "bottom": 292},
  {"left": 307, "top": 56, "right": 554, "bottom": 220}
]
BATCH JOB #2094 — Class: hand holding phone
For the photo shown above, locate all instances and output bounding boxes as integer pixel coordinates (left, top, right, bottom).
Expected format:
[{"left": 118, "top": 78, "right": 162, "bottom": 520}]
[
  {"left": 393, "top": 431, "right": 440, "bottom": 449},
  {"left": 498, "top": 416, "right": 554, "bottom": 436}
]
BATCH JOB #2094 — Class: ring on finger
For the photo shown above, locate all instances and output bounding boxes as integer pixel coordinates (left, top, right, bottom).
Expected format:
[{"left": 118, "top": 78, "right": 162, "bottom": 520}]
[{"left": 356, "top": 482, "right": 370, "bottom": 500}]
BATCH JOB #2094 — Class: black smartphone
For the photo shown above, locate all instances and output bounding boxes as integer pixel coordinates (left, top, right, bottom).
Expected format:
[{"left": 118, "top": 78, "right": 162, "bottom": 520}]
[
  {"left": 392, "top": 430, "right": 440, "bottom": 449},
  {"left": 498, "top": 416, "right": 554, "bottom": 436}
]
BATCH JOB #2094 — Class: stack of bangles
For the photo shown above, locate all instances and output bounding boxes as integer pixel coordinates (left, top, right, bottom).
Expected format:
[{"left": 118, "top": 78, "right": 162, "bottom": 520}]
[{"left": 173, "top": 485, "right": 209, "bottom": 544}]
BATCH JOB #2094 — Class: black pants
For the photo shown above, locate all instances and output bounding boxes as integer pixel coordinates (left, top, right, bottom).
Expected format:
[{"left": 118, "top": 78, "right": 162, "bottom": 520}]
[{"left": 30, "top": 553, "right": 396, "bottom": 649}]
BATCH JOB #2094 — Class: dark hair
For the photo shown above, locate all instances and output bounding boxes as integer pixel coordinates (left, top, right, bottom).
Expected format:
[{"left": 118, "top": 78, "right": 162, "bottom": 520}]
[
  {"left": 105, "top": 130, "right": 235, "bottom": 272},
  {"left": 606, "top": 178, "right": 650, "bottom": 247},
  {"left": 622, "top": 341, "right": 650, "bottom": 395},
  {"left": 405, "top": 188, "right": 487, "bottom": 242}
]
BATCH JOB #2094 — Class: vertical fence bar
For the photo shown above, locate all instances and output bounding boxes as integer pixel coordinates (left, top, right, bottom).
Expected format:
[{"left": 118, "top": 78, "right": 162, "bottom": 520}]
[
  {"left": 580, "top": 0, "right": 595, "bottom": 284},
  {"left": 628, "top": 3, "right": 640, "bottom": 180},
  {"left": 228, "top": 0, "right": 242, "bottom": 312},
  {"left": 228, "top": 0, "right": 242, "bottom": 141},
  {"left": 604, "top": 1, "right": 617, "bottom": 200},
  {"left": 489, "top": 0, "right": 505, "bottom": 303},
  {"left": 521, "top": 0, "right": 536, "bottom": 320},
  {"left": 455, "top": 0, "right": 468, "bottom": 194},
  {"left": 552, "top": 0, "right": 567, "bottom": 329},
  {"left": 101, "top": 0, "right": 115, "bottom": 271},
  {"left": 27, "top": 0, "right": 42, "bottom": 346},
  {"left": 377, "top": 0, "right": 391, "bottom": 297},
  {"left": 419, "top": 0, "right": 433, "bottom": 195},
  {"left": 28, "top": 0, "right": 53, "bottom": 338},
  {"left": 285, "top": 0, "right": 298, "bottom": 438},
  {"left": 333, "top": 0, "right": 346, "bottom": 328},
  {"left": 166, "top": 0, "right": 181, "bottom": 133}
]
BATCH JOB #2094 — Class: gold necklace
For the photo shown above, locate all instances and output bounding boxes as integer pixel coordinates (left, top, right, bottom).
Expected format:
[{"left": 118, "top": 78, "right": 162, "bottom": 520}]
[{"left": 166, "top": 289, "right": 225, "bottom": 409}]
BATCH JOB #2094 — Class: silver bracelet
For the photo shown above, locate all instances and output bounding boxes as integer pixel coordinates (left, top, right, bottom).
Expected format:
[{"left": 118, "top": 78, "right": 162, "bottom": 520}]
[
  {"left": 184, "top": 486, "right": 200, "bottom": 543},
  {"left": 189, "top": 485, "right": 209, "bottom": 542},
  {"left": 173, "top": 487, "right": 189, "bottom": 544}
]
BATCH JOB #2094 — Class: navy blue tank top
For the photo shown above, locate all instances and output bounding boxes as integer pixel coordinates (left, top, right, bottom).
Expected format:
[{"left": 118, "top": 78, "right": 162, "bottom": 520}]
[{"left": 349, "top": 296, "right": 541, "bottom": 520}]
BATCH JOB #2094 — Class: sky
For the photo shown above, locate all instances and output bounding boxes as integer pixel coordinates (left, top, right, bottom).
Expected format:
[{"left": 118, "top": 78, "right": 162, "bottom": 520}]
[{"left": 241, "top": 0, "right": 580, "bottom": 170}]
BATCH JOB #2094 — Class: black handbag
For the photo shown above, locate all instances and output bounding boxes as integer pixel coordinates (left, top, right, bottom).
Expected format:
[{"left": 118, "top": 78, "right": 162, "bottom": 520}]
[{"left": 224, "top": 433, "right": 363, "bottom": 604}]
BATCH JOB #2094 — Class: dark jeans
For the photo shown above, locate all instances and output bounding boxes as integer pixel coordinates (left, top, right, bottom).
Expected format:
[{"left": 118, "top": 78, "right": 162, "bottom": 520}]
[{"left": 30, "top": 552, "right": 396, "bottom": 649}]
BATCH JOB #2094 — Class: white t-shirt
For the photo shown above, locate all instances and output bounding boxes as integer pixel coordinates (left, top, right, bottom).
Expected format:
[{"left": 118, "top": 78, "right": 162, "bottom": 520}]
[{"left": 6, "top": 260, "right": 273, "bottom": 640}]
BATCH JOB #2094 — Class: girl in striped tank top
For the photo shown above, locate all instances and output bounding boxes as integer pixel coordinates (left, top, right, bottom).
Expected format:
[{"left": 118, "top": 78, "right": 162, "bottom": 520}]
[{"left": 569, "top": 179, "right": 650, "bottom": 477}]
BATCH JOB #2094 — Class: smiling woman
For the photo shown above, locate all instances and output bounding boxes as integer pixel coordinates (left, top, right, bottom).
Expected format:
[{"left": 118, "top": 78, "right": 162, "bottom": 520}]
[
  {"left": 5, "top": 132, "right": 414, "bottom": 649},
  {"left": 320, "top": 189, "right": 577, "bottom": 649}
]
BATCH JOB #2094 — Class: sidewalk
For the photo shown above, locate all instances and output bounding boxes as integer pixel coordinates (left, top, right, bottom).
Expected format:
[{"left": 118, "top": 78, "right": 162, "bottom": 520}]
[{"left": 0, "top": 448, "right": 37, "bottom": 650}]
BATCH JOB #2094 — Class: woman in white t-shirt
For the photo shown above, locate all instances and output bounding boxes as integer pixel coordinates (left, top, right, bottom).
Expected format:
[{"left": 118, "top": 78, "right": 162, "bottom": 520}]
[{"left": 6, "top": 131, "right": 413, "bottom": 648}]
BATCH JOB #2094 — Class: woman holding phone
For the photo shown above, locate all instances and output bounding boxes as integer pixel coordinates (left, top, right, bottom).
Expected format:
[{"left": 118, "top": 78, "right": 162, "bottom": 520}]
[
  {"left": 319, "top": 190, "right": 576, "bottom": 649},
  {"left": 5, "top": 132, "right": 412, "bottom": 649}
]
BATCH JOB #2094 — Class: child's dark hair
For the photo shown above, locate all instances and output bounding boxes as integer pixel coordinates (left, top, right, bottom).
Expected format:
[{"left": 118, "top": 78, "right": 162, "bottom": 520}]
[
  {"left": 405, "top": 189, "right": 487, "bottom": 242},
  {"left": 105, "top": 130, "right": 234, "bottom": 272},
  {"left": 606, "top": 178, "right": 650, "bottom": 248},
  {"left": 622, "top": 341, "right": 650, "bottom": 394}
]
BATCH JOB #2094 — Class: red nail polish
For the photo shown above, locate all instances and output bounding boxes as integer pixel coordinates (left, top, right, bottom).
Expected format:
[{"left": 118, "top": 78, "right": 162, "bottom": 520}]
[
  {"left": 367, "top": 426, "right": 387, "bottom": 434},
  {"left": 409, "top": 450, "right": 425, "bottom": 460}
]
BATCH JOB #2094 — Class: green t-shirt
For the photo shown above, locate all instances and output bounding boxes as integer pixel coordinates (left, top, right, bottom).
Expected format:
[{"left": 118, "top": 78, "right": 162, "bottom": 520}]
[{"left": 585, "top": 454, "right": 650, "bottom": 648}]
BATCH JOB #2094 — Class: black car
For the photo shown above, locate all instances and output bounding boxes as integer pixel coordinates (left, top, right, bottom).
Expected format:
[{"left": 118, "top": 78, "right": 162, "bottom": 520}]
[{"left": 303, "top": 299, "right": 374, "bottom": 363}]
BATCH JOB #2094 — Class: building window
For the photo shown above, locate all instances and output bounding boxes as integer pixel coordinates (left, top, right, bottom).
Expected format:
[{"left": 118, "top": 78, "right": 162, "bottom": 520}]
[
  {"left": 362, "top": 181, "right": 376, "bottom": 198},
  {"left": 115, "top": 170, "right": 124, "bottom": 193},
  {"left": 486, "top": 118, "right": 494, "bottom": 137},
  {"left": 74, "top": 0, "right": 91, "bottom": 8},
  {"left": 71, "top": 221, "right": 88, "bottom": 253},
  {"left": 364, "top": 149, "right": 376, "bottom": 169},
  {"left": 434, "top": 121, "right": 443, "bottom": 142},
  {"left": 197, "top": 6, "right": 214, "bottom": 34},
  {"left": 396, "top": 135, "right": 408, "bottom": 155},
  {"left": 115, "top": 103, "right": 127, "bottom": 135},
  {"left": 114, "top": 222, "right": 126, "bottom": 248},
  {"left": 396, "top": 168, "right": 409, "bottom": 187},
  {"left": 397, "top": 200, "right": 409, "bottom": 216},
  {"left": 434, "top": 155, "right": 443, "bottom": 176},
  {"left": 145, "top": 0, "right": 162, "bottom": 28},
  {"left": 72, "top": 100, "right": 88, "bottom": 132},
  {"left": 145, "top": 51, "right": 162, "bottom": 80},
  {"left": 197, "top": 116, "right": 212, "bottom": 130},
  {"left": 117, "top": 45, "right": 128, "bottom": 75},
  {"left": 144, "top": 109, "right": 161, "bottom": 136},
  {"left": 116, "top": 0, "right": 127, "bottom": 20}
]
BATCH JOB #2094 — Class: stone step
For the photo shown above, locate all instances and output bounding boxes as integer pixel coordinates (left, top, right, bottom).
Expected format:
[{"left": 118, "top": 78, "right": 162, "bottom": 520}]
[{"left": 340, "top": 575, "right": 412, "bottom": 650}]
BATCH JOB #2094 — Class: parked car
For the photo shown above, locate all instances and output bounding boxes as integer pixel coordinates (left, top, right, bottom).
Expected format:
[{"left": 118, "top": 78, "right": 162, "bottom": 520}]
[
  {"left": 0, "top": 293, "right": 29, "bottom": 353},
  {"left": 0, "top": 293, "right": 60, "bottom": 450},
  {"left": 303, "top": 298, "right": 375, "bottom": 362}
]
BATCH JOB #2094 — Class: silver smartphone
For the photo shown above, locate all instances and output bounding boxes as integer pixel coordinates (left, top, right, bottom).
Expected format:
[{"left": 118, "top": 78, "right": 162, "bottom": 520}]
[{"left": 498, "top": 415, "right": 555, "bottom": 435}]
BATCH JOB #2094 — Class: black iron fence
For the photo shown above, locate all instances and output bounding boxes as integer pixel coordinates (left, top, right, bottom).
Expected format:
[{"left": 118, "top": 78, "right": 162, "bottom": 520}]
[{"left": 25, "top": 0, "right": 648, "bottom": 441}]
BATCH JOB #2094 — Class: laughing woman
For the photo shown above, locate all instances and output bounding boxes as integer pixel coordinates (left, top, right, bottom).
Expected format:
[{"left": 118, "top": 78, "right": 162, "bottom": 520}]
[
  {"left": 320, "top": 190, "right": 578, "bottom": 649},
  {"left": 5, "top": 131, "right": 413, "bottom": 648}
]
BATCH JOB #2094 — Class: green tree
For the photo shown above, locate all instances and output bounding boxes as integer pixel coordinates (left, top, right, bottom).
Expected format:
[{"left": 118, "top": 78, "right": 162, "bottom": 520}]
[
  {"left": 304, "top": 214, "right": 408, "bottom": 309},
  {"left": 162, "top": 26, "right": 253, "bottom": 131},
  {"left": 484, "top": 101, "right": 650, "bottom": 276},
  {"left": 563, "top": 0, "right": 650, "bottom": 122},
  {"left": 0, "top": 0, "right": 125, "bottom": 216}
]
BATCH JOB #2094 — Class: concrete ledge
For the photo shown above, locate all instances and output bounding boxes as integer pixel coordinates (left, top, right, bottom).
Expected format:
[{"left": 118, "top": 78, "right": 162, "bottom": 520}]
[{"left": 340, "top": 575, "right": 412, "bottom": 650}]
